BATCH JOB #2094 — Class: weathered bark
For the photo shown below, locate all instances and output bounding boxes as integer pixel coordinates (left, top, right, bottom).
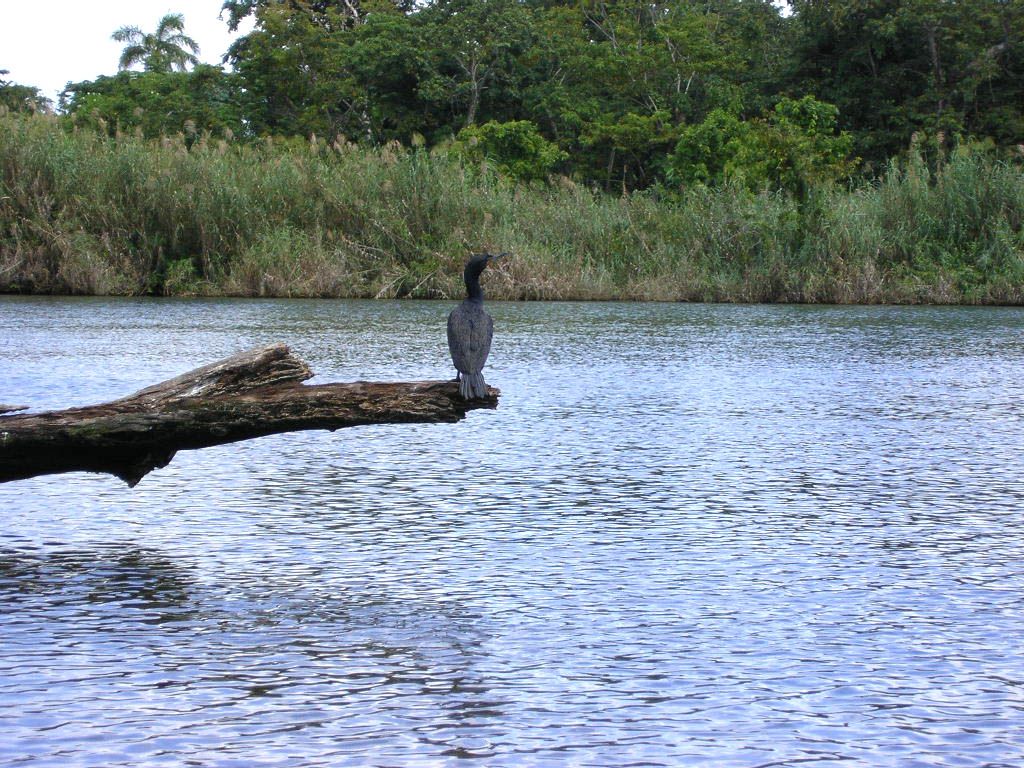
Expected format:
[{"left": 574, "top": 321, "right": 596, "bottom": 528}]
[{"left": 0, "top": 344, "right": 499, "bottom": 486}]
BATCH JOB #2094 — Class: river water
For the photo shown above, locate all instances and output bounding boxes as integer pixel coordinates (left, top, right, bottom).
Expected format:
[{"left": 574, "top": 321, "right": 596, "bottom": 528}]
[{"left": 1, "top": 297, "right": 1023, "bottom": 767}]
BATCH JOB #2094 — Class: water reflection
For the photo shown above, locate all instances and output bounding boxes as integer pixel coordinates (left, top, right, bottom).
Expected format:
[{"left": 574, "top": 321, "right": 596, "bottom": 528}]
[
  {"left": 1, "top": 298, "right": 1023, "bottom": 766},
  {"left": 0, "top": 544, "right": 193, "bottom": 620},
  {"left": 0, "top": 539, "right": 508, "bottom": 764}
]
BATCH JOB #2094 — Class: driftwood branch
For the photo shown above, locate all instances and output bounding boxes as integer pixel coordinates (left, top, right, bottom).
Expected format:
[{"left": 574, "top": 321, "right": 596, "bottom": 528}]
[{"left": 0, "top": 344, "right": 498, "bottom": 486}]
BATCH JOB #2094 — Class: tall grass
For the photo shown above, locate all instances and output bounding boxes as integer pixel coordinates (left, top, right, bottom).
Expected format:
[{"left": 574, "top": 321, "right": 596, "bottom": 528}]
[
  {"left": 799, "top": 150, "right": 1024, "bottom": 303},
  {"left": 2, "top": 110, "right": 1022, "bottom": 303}
]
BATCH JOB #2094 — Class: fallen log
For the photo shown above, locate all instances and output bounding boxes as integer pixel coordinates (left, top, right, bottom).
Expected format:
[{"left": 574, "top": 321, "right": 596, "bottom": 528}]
[{"left": 0, "top": 343, "right": 498, "bottom": 486}]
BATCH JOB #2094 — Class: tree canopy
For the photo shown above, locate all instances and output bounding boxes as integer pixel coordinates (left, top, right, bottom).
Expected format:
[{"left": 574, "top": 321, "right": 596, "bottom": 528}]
[{"left": 43, "top": 0, "right": 1024, "bottom": 191}]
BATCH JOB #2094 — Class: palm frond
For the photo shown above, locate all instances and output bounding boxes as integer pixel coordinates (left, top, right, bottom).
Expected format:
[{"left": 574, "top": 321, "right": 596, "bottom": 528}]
[
  {"left": 155, "top": 13, "right": 187, "bottom": 39},
  {"left": 113, "top": 13, "right": 202, "bottom": 74},
  {"left": 165, "top": 32, "right": 201, "bottom": 56},
  {"left": 112, "top": 25, "right": 143, "bottom": 44},
  {"left": 117, "top": 44, "right": 149, "bottom": 71}
]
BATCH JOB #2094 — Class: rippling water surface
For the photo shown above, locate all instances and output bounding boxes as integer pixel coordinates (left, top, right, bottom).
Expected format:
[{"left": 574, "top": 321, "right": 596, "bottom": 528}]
[{"left": 2, "top": 297, "right": 1023, "bottom": 767}]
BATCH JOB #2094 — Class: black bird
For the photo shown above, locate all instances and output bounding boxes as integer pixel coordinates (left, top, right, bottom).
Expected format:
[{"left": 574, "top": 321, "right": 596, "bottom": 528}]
[{"left": 447, "top": 253, "right": 506, "bottom": 399}]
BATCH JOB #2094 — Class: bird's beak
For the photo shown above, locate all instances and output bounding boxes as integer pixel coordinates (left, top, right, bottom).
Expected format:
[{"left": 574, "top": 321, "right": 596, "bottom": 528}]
[{"left": 490, "top": 252, "right": 511, "bottom": 261}]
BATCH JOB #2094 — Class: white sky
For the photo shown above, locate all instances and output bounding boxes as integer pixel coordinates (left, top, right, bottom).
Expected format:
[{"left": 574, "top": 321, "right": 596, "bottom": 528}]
[{"left": 0, "top": 1, "right": 254, "bottom": 104}]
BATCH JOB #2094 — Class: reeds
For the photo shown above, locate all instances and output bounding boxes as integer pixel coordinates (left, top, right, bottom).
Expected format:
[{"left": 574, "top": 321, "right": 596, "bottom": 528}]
[
  {"left": 1, "top": 111, "right": 1022, "bottom": 303},
  {"left": 799, "top": 149, "right": 1024, "bottom": 303}
]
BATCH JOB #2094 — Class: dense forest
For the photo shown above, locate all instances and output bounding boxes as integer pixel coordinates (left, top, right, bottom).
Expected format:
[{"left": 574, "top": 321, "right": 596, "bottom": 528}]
[{"left": 1, "top": 0, "right": 1023, "bottom": 301}]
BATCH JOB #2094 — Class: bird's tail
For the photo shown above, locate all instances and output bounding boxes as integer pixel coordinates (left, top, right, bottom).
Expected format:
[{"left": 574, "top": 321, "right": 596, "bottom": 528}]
[{"left": 459, "top": 372, "right": 487, "bottom": 400}]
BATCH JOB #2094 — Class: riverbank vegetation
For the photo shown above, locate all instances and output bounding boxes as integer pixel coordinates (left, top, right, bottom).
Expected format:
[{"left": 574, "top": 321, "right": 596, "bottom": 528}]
[
  {"left": 3, "top": 110, "right": 1022, "bottom": 303},
  {"left": 1, "top": 0, "right": 1023, "bottom": 302}
]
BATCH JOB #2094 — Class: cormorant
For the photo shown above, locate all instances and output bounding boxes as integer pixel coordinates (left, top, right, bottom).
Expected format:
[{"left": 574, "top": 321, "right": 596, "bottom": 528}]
[{"left": 447, "top": 253, "right": 506, "bottom": 399}]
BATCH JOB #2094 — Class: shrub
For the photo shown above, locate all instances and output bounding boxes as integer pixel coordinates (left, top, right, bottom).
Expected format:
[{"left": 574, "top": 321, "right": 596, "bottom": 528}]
[{"left": 454, "top": 120, "right": 566, "bottom": 182}]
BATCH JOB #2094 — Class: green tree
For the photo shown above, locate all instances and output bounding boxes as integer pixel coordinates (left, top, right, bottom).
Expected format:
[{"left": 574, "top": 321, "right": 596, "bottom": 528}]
[
  {"left": 669, "top": 108, "right": 748, "bottom": 186},
  {"left": 226, "top": 1, "right": 384, "bottom": 139},
  {"left": 61, "top": 66, "right": 245, "bottom": 139},
  {"left": 455, "top": 119, "right": 567, "bottom": 181},
  {"left": 736, "top": 96, "right": 855, "bottom": 196},
  {"left": 218, "top": 0, "right": 794, "bottom": 187},
  {"left": 418, "top": 0, "right": 533, "bottom": 128},
  {"left": 340, "top": 13, "right": 436, "bottom": 142},
  {"left": 221, "top": 0, "right": 419, "bottom": 32},
  {"left": 670, "top": 96, "right": 854, "bottom": 197},
  {"left": 202, "top": 0, "right": 1018, "bottom": 187},
  {"left": 519, "top": 0, "right": 779, "bottom": 188},
  {"left": 113, "top": 13, "right": 201, "bottom": 73},
  {"left": 788, "top": 0, "right": 1024, "bottom": 165},
  {"left": 0, "top": 70, "right": 51, "bottom": 113}
]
